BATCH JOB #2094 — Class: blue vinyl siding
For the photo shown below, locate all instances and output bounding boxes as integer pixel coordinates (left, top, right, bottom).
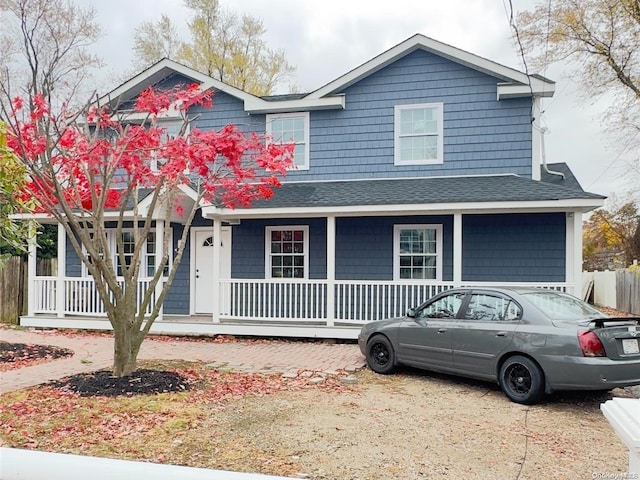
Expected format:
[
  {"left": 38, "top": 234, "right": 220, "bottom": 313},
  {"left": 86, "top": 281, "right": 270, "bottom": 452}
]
[
  {"left": 163, "top": 224, "right": 190, "bottom": 315},
  {"left": 462, "top": 213, "right": 566, "bottom": 282},
  {"left": 231, "top": 216, "right": 453, "bottom": 281},
  {"left": 66, "top": 235, "right": 82, "bottom": 277},
  {"left": 188, "top": 49, "right": 533, "bottom": 183},
  {"left": 336, "top": 216, "right": 453, "bottom": 281},
  {"left": 231, "top": 218, "right": 327, "bottom": 279},
  {"left": 191, "top": 90, "right": 264, "bottom": 136}
]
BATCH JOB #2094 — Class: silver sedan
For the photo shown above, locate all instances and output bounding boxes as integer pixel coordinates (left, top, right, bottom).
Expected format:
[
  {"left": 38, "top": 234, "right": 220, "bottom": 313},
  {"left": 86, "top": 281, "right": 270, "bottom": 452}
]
[{"left": 358, "top": 287, "right": 640, "bottom": 404}]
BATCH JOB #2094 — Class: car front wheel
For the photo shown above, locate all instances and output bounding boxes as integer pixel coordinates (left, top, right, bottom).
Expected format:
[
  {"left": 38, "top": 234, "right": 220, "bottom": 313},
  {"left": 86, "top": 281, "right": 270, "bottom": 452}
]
[
  {"left": 499, "top": 355, "right": 545, "bottom": 405},
  {"left": 366, "top": 335, "right": 396, "bottom": 374}
]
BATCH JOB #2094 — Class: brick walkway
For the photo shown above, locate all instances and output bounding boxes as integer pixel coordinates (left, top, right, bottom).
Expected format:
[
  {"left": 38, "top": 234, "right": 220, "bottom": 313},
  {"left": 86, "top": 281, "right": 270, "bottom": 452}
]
[{"left": 0, "top": 328, "right": 366, "bottom": 394}]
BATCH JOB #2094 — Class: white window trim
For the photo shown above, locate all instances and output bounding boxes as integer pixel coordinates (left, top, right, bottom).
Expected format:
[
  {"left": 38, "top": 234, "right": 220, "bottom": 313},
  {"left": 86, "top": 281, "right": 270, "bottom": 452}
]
[
  {"left": 265, "top": 225, "right": 309, "bottom": 280},
  {"left": 394, "top": 102, "right": 444, "bottom": 166},
  {"left": 266, "top": 112, "right": 310, "bottom": 170},
  {"left": 152, "top": 118, "right": 189, "bottom": 172},
  {"left": 81, "top": 228, "right": 173, "bottom": 279},
  {"left": 393, "top": 224, "right": 443, "bottom": 281}
]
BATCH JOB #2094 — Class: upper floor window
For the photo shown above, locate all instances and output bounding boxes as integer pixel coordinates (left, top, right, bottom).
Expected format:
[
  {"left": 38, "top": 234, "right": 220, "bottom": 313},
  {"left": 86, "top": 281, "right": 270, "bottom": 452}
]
[
  {"left": 394, "top": 103, "right": 443, "bottom": 165},
  {"left": 266, "top": 112, "right": 309, "bottom": 170},
  {"left": 394, "top": 224, "right": 443, "bottom": 281},
  {"left": 152, "top": 119, "right": 187, "bottom": 171},
  {"left": 265, "top": 226, "right": 308, "bottom": 279}
]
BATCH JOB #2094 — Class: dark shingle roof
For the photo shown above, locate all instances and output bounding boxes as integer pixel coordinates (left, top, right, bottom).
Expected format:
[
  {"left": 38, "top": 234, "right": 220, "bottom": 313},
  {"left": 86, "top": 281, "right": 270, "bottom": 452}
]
[
  {"left": 248, "top": 170, "right": 604, "bottom": 210},
  {"left": 540, "top": 163, "right": 585, "bottom": 191}
]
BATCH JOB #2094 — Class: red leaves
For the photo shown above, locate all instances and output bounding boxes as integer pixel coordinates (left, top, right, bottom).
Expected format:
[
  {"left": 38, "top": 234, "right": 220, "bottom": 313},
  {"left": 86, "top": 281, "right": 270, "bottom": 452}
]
[
  {"left": 135, "top": 84, "right": 212, "bottom": 115},
  {"left": 8, "top": 83, "right": 291, "bottom": 215}
]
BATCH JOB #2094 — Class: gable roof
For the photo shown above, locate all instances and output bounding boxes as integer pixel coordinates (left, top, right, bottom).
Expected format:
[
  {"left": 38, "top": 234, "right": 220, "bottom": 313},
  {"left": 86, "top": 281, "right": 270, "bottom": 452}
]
[
  {"left": 97, "top": 58, "right": 260, "bottom": 112},
  {"left": 98, "top": 58, "right": 344, "bottom": 115},
  {"left": 307, "top": 33, "right": 555, "bottom": 101},
  {"left": 99, "top": 33, "right": 553, "bottom": 117}
]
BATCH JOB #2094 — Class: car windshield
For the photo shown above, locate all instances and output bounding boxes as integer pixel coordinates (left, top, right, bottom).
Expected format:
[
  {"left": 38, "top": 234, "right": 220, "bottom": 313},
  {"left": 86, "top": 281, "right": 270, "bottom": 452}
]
[{"left": 523, "top": 291, "right": 605, "bottom": 322}]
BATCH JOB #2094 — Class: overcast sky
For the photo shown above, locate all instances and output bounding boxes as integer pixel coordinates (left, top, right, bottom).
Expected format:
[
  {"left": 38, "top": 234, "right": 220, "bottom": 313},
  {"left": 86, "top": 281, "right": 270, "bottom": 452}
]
[{"left": 78, "top": 0, "right": 634, "bottom": 201}]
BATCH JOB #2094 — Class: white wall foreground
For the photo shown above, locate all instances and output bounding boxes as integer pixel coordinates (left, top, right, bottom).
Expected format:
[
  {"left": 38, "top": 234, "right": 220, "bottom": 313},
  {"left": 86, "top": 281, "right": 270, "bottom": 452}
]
[
  {"left": 0, "top": 448, "right": 294, "bottom": 480},
  {"left": 600, "top": 398, "right": 640, "bottom": 475}
]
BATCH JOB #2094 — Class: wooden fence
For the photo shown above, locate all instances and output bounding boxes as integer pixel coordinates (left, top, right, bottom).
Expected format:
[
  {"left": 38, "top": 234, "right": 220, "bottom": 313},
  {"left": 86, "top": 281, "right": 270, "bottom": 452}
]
[
  {"left": 616, "top": 270, "right": 640, "bottom": 315},
  {"left": 0, "top": 257, "right": 57, "bottom": 324},
  {"left": 0, "top": 257, "right": 27, "bottom": 324}
]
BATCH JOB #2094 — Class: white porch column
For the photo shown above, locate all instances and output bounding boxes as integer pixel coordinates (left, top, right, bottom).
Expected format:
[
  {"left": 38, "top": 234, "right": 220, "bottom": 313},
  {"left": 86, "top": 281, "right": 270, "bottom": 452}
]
[
  {"left": 566, "top": 211, "right": 583, "bottom": 296},
  {"left": 56, "top": 224, "right": 66, "bottom": 318},
  {"left": 326, "top": 216, "right": 336, "bottom": 327},
  {"left": 155, "top": 220, "right": 164, "bottom": 321},
  {"left": 453, "top": 213, "right": 463, "bottom": 287},
  {"left": 26, "top": 225, "right": 37, "bottom": 317},
  {"left": 211, "top": 218, "right": 222, "bottom": 324}
]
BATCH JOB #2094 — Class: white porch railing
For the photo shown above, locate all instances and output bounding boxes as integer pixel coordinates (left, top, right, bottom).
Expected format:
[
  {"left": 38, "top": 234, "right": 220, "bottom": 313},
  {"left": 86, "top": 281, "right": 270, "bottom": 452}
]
[
  {"left": 33, "top": 277, "right": 571, "bottom": 324},
  {"left": 219, "top": 280, "right": 328, "bottom": 322},
  {"left": 33, "top": 277, "right": 155, "bottom": 316},
  {"left": 334, "top": 281, "right": 456, "bottom": 323},
  {"left": 219, "top": 280, "right": 571, "bottom": 325}
]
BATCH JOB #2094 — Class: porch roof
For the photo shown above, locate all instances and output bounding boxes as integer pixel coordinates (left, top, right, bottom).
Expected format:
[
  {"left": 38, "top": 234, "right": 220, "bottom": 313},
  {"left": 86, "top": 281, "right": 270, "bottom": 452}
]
[
  {"left": 201, "top": 163, "right": 604, "bottom": 219},
  {"left": 247, "top": 168, "right": 602, "bottom": 208}
]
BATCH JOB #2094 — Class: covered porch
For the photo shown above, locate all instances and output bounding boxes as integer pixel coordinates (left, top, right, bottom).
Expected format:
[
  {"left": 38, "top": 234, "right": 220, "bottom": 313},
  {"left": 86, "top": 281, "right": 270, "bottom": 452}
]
[{"left": 19, "top": 174, "right": 602, "bottom": 339}]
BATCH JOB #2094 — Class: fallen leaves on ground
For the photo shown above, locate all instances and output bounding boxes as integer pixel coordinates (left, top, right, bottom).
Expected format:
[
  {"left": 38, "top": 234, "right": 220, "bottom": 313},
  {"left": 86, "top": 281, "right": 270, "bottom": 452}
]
[
  {"left": 0, "top": 361, "right": 352, "bottom": 463},
  {"left": 0, "top": 341, "right": 73, "bottom": 371}
]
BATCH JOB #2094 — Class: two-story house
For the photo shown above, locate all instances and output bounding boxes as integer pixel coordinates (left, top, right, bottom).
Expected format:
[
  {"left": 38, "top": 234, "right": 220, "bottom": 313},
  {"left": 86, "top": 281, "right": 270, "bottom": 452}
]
[{"left": 21, "top": 34, "right": 605, "bottom": 338}]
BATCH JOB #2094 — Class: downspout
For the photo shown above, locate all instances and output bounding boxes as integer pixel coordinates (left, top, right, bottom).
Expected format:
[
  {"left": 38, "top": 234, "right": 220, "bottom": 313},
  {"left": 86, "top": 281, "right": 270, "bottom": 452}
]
[{"left": 540, "top": 126, "right": 565, "bottom": 179}]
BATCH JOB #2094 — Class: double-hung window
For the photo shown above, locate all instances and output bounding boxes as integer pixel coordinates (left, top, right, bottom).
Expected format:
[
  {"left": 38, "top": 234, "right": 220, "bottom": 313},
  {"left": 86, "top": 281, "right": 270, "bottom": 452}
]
[
  {"left": 394, "top": 224, "right": 443, "bottom": 280},
  {"left": 151, "top": 119, "right": 186, "bottom": 172},
  {"left": 82, "top": 229, "right": 171, "bottom": 278},
  {"left": 266, "top": 112, "right": 310, "bottom": 170},
  {"left": 394, "top": 103, "right": 443, "bottom": 165},
  {"left": 265, "top": 226, "right": 308, "bottom": 279}
]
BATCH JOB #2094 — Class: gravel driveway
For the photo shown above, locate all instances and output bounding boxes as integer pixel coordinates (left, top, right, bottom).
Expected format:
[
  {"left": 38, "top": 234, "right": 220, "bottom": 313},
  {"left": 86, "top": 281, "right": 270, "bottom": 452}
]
[{"left": 182, "top": 368, "right": 636, "bottom": 479}]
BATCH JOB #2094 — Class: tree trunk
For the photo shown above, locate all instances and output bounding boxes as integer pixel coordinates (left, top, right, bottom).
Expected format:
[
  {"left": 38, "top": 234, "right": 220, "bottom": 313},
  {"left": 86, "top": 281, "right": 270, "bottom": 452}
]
[
  {"left": 113, "top": 328, "right": 137, "bottom": 377},
  {"left": 111, "top": 295, "right": 144, "bottom": 377}
]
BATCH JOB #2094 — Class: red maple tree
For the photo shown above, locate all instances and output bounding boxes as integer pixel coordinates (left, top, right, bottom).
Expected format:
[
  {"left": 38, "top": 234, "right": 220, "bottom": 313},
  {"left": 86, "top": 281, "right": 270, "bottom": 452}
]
[{"left": 6, "top": 85, "right": 293, "bottom": 376}]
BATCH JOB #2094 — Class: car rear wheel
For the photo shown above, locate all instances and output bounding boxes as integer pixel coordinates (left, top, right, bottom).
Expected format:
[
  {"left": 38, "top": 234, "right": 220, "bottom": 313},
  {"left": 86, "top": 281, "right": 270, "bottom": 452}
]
[
  {"left": 499, "top": 355, "right": 545, "bottom": 405},
  {"left": 366, "top": 335, "right": 396, "bottom": 374}
]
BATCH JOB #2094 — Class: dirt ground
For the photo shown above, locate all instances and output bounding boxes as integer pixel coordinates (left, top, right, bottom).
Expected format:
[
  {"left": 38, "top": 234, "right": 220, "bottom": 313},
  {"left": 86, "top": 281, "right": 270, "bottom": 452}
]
[
  {"left": 168, "top": 368, "right": 635, "bottom": 480},
  {"left": 1, "top": 339, "right": 637, "bottom": 479}
]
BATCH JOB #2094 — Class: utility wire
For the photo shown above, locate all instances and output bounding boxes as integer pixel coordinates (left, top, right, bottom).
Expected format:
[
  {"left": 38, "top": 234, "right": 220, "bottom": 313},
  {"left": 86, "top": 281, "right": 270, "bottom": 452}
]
[{"left": 505, "top": 0, "right": 535, "bottom": 122}]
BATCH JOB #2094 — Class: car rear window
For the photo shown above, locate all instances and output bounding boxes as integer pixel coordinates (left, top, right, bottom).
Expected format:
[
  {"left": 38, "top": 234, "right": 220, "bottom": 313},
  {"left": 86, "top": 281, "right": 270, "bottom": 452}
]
[{"left": 523, "top": 291, "right": 604, "bottom": 321}]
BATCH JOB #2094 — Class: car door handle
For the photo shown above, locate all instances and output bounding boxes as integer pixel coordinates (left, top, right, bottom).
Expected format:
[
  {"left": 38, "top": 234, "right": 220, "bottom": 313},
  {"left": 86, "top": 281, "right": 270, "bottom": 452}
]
[
  {"left": 438, "top": 329, "right": 447, "bottom": 334},
  {"left": 496, "top": 331, "right": 508, "bottom": 337}
]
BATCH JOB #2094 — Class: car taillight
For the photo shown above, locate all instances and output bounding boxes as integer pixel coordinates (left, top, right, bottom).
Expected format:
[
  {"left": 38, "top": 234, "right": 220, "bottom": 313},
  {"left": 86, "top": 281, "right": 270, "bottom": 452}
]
[{"left": 578, "top": 331, "right": 606, "bottom": 357}]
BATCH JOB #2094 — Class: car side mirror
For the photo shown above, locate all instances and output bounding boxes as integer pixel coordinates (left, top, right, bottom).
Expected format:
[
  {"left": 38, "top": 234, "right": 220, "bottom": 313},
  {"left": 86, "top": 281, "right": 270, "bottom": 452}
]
[{"left": 406, "top": 308, "right": 417, "bottom": 318}]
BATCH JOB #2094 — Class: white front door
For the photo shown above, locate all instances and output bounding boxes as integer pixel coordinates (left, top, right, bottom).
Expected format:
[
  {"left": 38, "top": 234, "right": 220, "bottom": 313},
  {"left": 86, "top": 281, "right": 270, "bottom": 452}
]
[{"left": 194, "top": 228, "right": 231, "bottom": 314}]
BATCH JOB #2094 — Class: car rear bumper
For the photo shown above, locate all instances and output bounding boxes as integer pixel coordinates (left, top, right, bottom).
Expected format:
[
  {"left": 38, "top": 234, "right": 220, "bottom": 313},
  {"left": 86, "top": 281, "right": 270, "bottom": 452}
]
[{"left": 539, "top": 355, "right": 640, "bottom": 391}]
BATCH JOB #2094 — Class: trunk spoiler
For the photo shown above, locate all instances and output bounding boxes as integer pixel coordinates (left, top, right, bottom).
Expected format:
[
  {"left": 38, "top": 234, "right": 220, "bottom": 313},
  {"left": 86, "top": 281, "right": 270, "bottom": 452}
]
[{"left": 587, "top": 317, "right": 640, "bottom": 328}]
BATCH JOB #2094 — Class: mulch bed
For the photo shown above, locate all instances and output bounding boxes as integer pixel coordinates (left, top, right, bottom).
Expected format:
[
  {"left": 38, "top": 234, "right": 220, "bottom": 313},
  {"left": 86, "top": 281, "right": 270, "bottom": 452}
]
[
  {"left": 48, "top": 369, "right": 191, "bottom": 397},
  {"left": 0, "top": 341, "right": 190, "bottom": 396},
  {"left": 0, "top": 341, "right": 73, "bottom": 371}
]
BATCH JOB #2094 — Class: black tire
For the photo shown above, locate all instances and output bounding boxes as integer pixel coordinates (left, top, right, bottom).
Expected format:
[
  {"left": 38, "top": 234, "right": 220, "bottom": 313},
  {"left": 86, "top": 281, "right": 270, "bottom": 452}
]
[
  {"left": 499, "top": 355, "right": 545, "bottom": 405},
  {"left": 366, "top": 335, "right": 396, "bottom": 374}
]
